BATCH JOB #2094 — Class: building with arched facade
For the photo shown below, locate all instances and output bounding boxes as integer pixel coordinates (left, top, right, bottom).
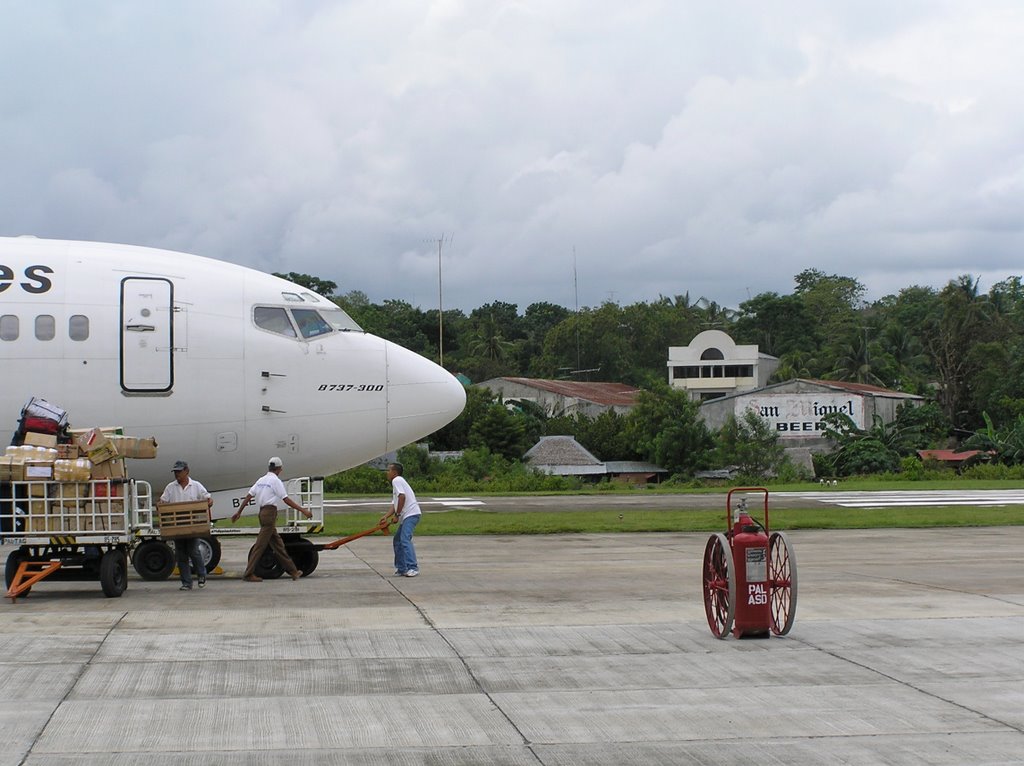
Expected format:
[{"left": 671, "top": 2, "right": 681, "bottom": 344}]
[{"left": 667, "top": 330, "right": 779, "bottom": 401}]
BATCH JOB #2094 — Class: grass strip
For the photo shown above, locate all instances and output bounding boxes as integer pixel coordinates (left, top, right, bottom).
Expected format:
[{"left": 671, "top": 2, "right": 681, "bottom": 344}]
[{"left": 295, "top": 505, "right": 1024, "bottom": 538}]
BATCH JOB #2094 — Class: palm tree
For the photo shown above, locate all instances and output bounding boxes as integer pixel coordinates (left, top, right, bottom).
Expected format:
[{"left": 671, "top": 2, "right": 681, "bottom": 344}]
[{"left": 467, "top": 313, "right": 515, "bottom": 360}]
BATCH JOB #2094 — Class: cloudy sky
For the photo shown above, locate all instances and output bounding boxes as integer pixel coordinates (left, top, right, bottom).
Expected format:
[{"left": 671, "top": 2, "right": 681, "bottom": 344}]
[{"left": 2, "top": 1, "right": 1022, "bottom": 313}]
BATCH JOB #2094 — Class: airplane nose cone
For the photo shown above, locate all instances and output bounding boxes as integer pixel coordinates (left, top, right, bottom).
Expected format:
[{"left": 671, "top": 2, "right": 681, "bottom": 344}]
[{"left": 385, "top": 342, "right": 466, "bottom": 451}]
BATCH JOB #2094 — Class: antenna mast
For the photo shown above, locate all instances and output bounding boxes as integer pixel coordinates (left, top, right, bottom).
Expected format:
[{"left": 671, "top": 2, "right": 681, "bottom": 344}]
[
  {"left": 573, "top": 246, "right": 580, "bottom": 373},
  {"left": 436, "top": 233, "right": 449, "bottom": 367}
]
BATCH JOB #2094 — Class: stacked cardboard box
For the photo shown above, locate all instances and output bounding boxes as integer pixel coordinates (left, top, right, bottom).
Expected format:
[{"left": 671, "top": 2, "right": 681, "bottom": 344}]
[{"left": 3, "top": 417, "right": 154, "bottom": 535}]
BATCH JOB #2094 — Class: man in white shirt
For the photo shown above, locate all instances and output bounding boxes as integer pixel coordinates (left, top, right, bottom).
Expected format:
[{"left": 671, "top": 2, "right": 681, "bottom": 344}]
[
  {"left": 387, "top": 462, "right": 422, "bottom": 577},
  {"left": 159, "top": 460, "right": 212, "bottom": 591},
  {"left": 231, "top": 457, "right": 311, "bottom": 582}
]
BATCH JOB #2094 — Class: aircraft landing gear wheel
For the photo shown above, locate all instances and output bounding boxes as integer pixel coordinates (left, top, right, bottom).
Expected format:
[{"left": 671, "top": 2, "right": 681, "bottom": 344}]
[
  {"left": 100, "top": 550, "right": 128, "bottom": 598},
  {"left": 5, "top": 550, "right": 31, "bottom": 596},
  {"left": 195, "top": 536, "right": 222, "bottom": 572},
  {"left": 287, "top": 538, "right": 318, "bottom": 576},
  {"left": 132, "top": 540, "right": 175, "bottom": 581},
  {"left": 702, "top": 533, "right": 735, "bottom": 639},
  {"left": 769, "top": 531, "right": 797, "bottom": 636},
  {"left": 251, "top": 546, "right": 284, "bottom": 579}
]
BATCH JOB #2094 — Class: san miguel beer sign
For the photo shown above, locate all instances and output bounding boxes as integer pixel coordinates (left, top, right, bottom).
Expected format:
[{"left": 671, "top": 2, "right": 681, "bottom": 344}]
[{"left": 738, "top": 394, "right": 864, "bottom": 437}]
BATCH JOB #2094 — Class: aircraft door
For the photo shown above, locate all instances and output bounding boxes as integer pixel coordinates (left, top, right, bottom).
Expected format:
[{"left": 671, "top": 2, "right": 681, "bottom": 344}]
[{"left": 120, "top": 277, "right": 174, "bottom": 393}]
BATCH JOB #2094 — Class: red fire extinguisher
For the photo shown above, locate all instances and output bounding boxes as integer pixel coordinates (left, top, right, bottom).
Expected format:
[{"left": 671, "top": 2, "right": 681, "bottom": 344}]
[
  {"left": 729, "top": 499, "right": 770, "bottom": 637},
  {"left": 702, "top": 487, "right": 798, "bottom": 639}
]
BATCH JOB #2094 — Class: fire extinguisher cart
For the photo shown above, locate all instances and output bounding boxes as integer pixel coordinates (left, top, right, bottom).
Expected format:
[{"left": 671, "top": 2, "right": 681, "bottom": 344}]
[{"left": 702, "top": 487, "right": 797, "bottom": 639}]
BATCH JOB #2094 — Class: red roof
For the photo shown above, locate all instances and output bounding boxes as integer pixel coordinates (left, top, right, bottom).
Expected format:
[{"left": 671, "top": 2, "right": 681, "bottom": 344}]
[
  {"left": 499, "top": 378, "right": 641, "bottom": 407},
  {"left": 917, "top": 449, "right": 983, "bottom": 462}
]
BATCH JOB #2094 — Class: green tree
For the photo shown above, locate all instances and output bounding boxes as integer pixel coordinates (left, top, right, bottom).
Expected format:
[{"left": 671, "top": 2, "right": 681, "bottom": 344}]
[
  {"left": 623, "top": 384, "right": 713, "bottom": 475},
  {"left": 733, "top": 292, "right": 819, "bottom": 359},
  {"left": 964, "top": 412, "right": 1024, "bottom": 465},
  {"left": 428, "top": 386, "right": 492, "bottom": 451},
  {"left": 272, "top": 272, "right": 338, "bottom": 297},
  {"left": 819, "top": 410, "right": 924, "bottom": 476},
  {"left": 466, "top": 311, "right": 516, "bottom": 361},
  {"left": 711, "top": 410, "right": 788, "bottom": 478},
  {"left": 469, "top": 403, "right": 531, "bottom": 461},
  {"left": 920, "top": 275, "right": 995, "bottom": 430}
]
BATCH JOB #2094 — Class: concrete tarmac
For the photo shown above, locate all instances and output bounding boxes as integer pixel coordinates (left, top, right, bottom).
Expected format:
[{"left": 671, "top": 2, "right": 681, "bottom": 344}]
[{"left": 3, "top": 526, "right": 1024, "bottom": 765}]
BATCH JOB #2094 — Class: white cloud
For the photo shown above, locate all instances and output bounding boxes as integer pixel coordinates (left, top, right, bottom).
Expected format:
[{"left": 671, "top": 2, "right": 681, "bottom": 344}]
[{"left": 2, "top": 0, "right": 1023, "bottom": 313}]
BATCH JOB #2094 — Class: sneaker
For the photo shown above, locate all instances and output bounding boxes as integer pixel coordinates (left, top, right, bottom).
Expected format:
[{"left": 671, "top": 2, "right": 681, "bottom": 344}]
[
  {"left": 198, "top": 577, "right": 206, "bottom": 589},
  {"left": 243, "top": 575, "right": 263, "bottom": 582},
  {"left": 404, "top": 569, "right": 418, "bottom": 577},
  {"left": 179, "top": 584, "right": 192, "bottom": 591}
]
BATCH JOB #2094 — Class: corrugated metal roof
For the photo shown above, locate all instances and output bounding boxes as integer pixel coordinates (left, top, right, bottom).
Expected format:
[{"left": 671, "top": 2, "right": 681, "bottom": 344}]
[
  {"left": 498, "top": 377, "right": 641, "bottom": 406},
  {"left": 803, "top": 379, "right": 921, "bottom": 397},
  {"left": 604, "top": 461, "right": 668, "bottom": 474},
  {"left": 699, "top": 378, "right": 924, "bottom": 405},
  {"left": 917, "top": 449, "right": 984, "bottom": 462}
]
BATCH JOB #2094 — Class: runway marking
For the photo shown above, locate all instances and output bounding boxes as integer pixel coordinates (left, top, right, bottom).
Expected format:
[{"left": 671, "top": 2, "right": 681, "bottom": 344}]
[{"left": 770, "top": 490, "right": 1024, "bottom": 508}]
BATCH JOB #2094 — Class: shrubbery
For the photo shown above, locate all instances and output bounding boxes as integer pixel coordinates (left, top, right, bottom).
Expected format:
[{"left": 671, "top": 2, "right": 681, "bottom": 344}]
[{"left": 324, "top": 445, "right": 584, "bottom": 494}]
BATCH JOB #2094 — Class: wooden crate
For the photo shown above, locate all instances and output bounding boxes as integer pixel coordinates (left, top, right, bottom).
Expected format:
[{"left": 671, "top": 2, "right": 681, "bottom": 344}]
[{"left": 156, "top": 501, "right": 211, "bottom": 538}]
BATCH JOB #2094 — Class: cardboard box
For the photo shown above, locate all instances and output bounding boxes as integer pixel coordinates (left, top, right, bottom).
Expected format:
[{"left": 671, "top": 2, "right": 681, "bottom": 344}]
[
  {"left": 109, "top": 435, "right": 158, "bottom": 459},
  {"left": 0, "top": 457, "right": 25, "bottom": 482},
  {"left": 156, "top": 500, "right": 211, "bottom": 538},
  {"left": 50, "top": 500, "right": 84, "bottom": 512},
  {"left": 56, "top": 444, "right": 80, "bottom": 459},
  {"left": 77, "top": 428, "right": 120, "bottom": 464},
  {"left": 24, "top": 431, "right": 58, "bottom": 448},
  {"left": 90, "top": 459, "right": 126, "bottom": 480},
  {"left": 24, "top": 462, "right": 54, "bottom": 481},
  {"left": 49, "top": 482, "right": 91, "bottom": 500},
  {"left": 29, "top": 482, "right": 48, "bottom": 497}
]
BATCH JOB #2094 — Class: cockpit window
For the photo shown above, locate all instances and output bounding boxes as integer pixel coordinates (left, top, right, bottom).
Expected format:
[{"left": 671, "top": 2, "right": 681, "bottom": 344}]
[
  {"left": 253, "top": 306, "right": 297, "bottom": 337},
  {"left": 281, "top": 292, "right": 303, "bottom": 303},
  {"left": 319, "top": 307, "right": 363, "bottom": 332},
  {"left": 292, "top": 309, "right": 333, "bottom": 339},
  {"left": 301, "top": 292, "right": 322, "bottom": 303}
]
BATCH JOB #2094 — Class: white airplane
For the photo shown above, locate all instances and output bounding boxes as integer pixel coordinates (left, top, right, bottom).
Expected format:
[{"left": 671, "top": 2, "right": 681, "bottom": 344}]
[{"left": 0, "top": 235, "right": 466, "bottom": 571}]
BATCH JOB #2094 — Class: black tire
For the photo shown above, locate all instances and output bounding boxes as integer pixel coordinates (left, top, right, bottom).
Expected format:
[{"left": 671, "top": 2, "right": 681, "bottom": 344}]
[
  {"left": 194, "top": 536, "right": 222, "bottom": 572},
  {"left": 251, "top": 545, "right": 284, "bottom": 579},
  {"left": 100, "top": 550, "right": 128, "bottom": 598},
  {"left": 287, "top": 538, "right": 319, "bottom": 577},
  {"left": 5, "top": 549, "right": 30, "bottom": 596},
  {"left": 132, "top": 540, "right": 175, "bottom": 581}
]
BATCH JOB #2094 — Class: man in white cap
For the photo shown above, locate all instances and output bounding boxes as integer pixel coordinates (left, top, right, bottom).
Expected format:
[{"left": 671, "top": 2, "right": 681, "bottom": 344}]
[
  {"left": 160, "top": 460, "right": 213, "bottom": 590},
  {"left": 231, "top": 457, "right": 312, "bottom": 582}
]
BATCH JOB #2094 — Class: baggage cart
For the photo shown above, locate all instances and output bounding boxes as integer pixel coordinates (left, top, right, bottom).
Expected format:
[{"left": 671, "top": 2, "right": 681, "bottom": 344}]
[
  {"left": 131, "top": 477, "right": 325, "bottom": 580},
  {"left": 2, "top": 478, "right": 153, "bottom": 601}
]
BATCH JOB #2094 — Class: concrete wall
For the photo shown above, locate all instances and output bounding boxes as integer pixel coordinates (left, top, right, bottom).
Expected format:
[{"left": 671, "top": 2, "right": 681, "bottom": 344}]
[{"left": 699, "top": 379, "right": 923, "bottom": 453}]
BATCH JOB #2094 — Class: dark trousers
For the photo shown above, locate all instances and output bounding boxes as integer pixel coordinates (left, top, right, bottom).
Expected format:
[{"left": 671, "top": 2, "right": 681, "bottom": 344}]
[
  {"left": 175, "top": 537, "right": 206, "bottom": 586},
  {"left": 243, "top": 505, "right": 299, "bottom": 577}
]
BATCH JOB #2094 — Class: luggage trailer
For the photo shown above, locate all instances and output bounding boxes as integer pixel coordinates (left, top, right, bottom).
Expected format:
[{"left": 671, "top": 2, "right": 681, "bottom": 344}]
[
  {"left": 130, "top": 477, "right": 327, "bottom": 582},
  {"left": 2, "top": 478, "right": 152, "bottom": 600}
]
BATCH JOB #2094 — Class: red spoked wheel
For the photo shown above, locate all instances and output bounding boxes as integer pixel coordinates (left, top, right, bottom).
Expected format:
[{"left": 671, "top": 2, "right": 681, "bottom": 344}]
[
  {"left": 768, "top": 531, "right": 797, "bottom": 635},
  {"left": 702, "top": 533, "right": 735, "bottom": 639}
]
